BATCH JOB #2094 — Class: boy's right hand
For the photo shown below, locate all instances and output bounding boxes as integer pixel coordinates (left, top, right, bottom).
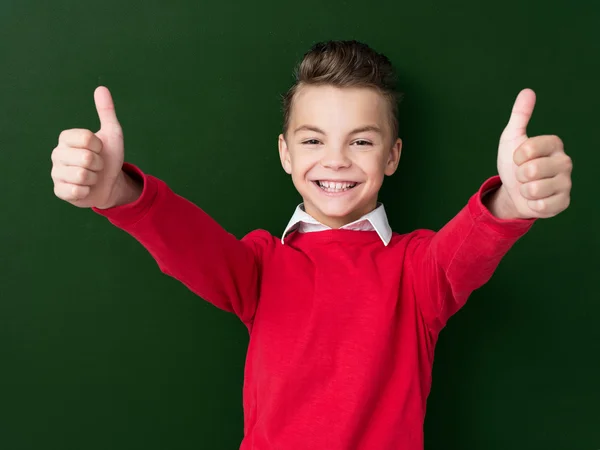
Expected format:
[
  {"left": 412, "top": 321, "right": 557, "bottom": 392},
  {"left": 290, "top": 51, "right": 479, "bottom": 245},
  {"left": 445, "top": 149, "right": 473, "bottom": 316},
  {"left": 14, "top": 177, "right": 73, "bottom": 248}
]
[{"left": 51, "top": 86, "right": 127, "bottom": 209}]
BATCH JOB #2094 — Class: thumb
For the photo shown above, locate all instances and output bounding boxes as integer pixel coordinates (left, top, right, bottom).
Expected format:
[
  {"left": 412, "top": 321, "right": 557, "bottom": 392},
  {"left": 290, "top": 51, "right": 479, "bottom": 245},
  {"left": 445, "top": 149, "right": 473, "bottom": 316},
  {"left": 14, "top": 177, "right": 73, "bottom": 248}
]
[
  {"left": 94, "top": 86, "right": 121, "bottom": 132},
  {"left": 501, "top": 88, "right": 536, "bottom": 142},
  {"left": 500, "top": 89, "right": 535, "bottom": 141}
]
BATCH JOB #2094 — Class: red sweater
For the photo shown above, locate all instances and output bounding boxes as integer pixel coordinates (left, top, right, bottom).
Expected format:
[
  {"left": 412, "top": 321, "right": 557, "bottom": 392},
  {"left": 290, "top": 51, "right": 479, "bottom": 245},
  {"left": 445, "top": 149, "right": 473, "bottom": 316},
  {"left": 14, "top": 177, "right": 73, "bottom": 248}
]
[{"left": 93, "top": 163, "right": 536, "bottom": 449}]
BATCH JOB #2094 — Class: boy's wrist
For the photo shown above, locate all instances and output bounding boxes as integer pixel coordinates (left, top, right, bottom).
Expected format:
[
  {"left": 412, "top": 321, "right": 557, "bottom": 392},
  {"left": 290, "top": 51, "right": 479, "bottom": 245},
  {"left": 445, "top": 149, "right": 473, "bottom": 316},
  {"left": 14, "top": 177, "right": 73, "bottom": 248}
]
[
  {"left": 117, "top": 170, "right": 143, "bottom": 206},
  {"left": 101, "top": 170, "right": 143, "bottom": 209},
  {"left": 483, "top": 185, "right": 519, "bottom": 219}
]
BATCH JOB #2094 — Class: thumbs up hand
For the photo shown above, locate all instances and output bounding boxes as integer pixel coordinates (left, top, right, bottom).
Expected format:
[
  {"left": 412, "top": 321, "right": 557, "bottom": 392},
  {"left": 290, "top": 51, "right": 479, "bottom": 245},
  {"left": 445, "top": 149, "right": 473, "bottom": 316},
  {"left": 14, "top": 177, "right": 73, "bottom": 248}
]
[
  {"left": 51, "top": 86, "right": 139, "bottom": 209},
  {"left": 492, "top": 89, "right": 573, "bottom": 219}
]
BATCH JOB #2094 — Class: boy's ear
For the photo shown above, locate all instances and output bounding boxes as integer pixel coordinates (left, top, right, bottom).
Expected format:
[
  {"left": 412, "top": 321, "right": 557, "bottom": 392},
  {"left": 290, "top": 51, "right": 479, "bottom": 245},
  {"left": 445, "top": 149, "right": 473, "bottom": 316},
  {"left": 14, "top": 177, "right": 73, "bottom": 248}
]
[
  {"left": 278, "top": 134, "right": 292, "bottom": 175},
  {"left": 384, "top": 138, "right": 402, "bottom": 176}
]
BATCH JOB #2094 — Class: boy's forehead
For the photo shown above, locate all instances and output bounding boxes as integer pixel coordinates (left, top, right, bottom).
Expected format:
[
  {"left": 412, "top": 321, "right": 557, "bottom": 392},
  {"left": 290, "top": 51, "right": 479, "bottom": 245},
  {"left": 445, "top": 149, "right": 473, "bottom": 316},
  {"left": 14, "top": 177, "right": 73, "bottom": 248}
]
[{"left": 291, "top": 85, "right": 388, "bottom": 131}]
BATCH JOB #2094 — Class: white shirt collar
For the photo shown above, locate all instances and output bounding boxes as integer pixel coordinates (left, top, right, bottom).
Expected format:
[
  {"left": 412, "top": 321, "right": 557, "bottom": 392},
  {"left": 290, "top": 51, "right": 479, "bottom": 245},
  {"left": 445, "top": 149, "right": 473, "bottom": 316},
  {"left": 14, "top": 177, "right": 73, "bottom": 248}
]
[{"left": 281, "top": 203, "right": 392, "bottom": 246}]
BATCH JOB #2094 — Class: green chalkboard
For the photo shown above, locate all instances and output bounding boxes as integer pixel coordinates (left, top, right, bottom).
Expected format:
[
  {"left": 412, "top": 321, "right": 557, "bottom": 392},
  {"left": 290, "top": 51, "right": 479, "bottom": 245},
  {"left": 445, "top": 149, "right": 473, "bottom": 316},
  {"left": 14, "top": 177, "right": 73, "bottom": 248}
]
[{"left": 1, "top": 0, "right": 598, "bottom": 449}]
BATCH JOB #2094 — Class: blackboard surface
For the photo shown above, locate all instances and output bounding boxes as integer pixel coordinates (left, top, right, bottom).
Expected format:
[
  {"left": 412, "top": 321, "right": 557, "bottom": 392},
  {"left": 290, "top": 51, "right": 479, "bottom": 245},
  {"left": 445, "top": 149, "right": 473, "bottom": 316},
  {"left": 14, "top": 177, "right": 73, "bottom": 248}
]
[{"left": 1, "top": 1, "right": 598, "bottom": 449}]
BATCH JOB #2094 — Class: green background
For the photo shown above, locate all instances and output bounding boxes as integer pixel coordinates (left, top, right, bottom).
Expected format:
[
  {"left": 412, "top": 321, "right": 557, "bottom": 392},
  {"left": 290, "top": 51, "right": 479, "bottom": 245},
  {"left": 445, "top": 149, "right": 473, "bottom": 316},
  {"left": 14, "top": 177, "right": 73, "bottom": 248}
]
[{"left": 1, "top": 0, "right": 598, "bottom": 448}]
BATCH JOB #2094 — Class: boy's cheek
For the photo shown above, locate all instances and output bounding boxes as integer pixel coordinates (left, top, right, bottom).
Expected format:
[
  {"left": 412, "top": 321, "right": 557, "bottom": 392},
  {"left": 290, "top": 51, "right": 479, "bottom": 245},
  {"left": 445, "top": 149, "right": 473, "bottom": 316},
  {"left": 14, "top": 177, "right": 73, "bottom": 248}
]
[{"left": 290, "top": 172, "right": 308, "bottom": 191}]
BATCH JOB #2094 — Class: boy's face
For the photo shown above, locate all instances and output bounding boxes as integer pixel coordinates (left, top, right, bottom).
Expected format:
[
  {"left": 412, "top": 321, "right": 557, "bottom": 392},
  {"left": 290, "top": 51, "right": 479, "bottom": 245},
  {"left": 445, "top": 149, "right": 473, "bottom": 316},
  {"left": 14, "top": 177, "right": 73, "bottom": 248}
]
[{"left": 278, "top": 85, "right": 402, "bottom": 229}]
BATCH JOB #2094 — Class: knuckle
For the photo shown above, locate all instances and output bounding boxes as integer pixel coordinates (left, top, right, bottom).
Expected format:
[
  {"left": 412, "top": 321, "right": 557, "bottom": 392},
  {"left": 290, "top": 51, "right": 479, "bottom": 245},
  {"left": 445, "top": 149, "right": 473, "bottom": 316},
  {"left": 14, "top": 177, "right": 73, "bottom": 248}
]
[
  {"left": 564, "top": 155, "right": 573, "bottom": 172},
  {"left": 89, "top": 134, "right": 102, "bottom": 151},
  {"left": 553, "top": 135, "right": 564, "bottom": 147},
  {"left": 81, "top": 151, "right": 94, "bottom": 167},
  {"left": 517, "top": 167, "right": 528, "bottom": 182},
  {"left": 519, "top": 183, "right": 527, "bottom": 197},
  {"left": 52, "top": 144, "right": 65, "bottom": 157},
  {"left": 537, "top": 199, "right": 547, "bottom": 212},
  {"left": 58, "top": 129, "right": 69, "bottom": 143},
  {"left": 52, "top": 148, "right": 67, "bottom": 166},
  {"left": 79, "top": 129, "right": 93, "bottom": 147},
  {"left": 71, "top": 184, "right": 84, "bottom": 199},
  {"left": 529, "top": 181, "right": 539, "bottom": 197},
  {"left": 68, "top": 185, "right": 78, "bottom": 199},
  {"left": 76, "top": 167, "right": 88, "bottom": 184},
  {"left": 526, "top": 162, "right": 538, "bottom": 179},
  {"left": 521, "top": 143, "right": 535, "bottom": 159}
]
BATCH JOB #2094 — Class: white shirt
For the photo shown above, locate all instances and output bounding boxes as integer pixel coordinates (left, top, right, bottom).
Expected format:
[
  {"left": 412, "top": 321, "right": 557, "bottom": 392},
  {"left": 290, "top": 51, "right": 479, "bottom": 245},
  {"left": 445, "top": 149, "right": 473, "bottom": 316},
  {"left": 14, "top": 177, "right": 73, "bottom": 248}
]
[{"left": 281, "top": 203, "right": 393, "bottom": 246}]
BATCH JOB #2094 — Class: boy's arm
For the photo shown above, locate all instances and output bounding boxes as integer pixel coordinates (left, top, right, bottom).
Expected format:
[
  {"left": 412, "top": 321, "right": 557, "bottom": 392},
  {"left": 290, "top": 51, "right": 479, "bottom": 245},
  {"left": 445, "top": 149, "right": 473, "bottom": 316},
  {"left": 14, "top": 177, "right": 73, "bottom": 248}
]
[
  {"left": 406, "top": 175, "right": 536, "bottom": 335},
  {"left": 92, "top": 163, "right": 271, "bottom": 326},
  {"left": 409, "top": 89, "right": 573, "bottom": 335}
]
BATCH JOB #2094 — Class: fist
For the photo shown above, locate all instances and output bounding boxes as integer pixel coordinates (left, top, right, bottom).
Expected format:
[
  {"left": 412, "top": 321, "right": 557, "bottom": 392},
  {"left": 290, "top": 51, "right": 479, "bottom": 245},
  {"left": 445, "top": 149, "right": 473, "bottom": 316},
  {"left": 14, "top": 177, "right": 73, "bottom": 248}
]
[
  {"left": 51, "top": 86, "right": 125, "bottom": 209},
  {"left": 497, "top": 89, "right": 573, "bottom": 219}
]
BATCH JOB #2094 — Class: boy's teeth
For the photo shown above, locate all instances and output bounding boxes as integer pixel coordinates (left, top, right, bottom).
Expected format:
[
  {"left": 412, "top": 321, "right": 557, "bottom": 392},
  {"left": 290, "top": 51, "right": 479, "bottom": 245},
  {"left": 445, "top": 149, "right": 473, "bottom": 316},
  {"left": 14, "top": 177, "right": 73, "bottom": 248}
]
[{"left": 317, "top": 181, "right": 357, "bottom": 191}]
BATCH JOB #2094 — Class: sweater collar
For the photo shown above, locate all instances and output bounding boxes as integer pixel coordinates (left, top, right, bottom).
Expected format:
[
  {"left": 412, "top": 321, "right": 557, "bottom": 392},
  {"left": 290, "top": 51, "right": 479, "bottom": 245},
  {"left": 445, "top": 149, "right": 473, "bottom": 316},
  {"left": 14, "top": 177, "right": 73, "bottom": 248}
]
[{"left": 281, "top": 203, "right": 392, "bottom": 246}]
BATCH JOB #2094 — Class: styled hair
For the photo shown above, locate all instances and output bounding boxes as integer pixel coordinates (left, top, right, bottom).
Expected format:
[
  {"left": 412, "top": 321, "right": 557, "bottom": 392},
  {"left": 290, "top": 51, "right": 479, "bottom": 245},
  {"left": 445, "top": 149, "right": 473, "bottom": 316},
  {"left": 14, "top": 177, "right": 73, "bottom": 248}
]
[{"left": 281, "top": 40, "right": 403, "bottom": 142}]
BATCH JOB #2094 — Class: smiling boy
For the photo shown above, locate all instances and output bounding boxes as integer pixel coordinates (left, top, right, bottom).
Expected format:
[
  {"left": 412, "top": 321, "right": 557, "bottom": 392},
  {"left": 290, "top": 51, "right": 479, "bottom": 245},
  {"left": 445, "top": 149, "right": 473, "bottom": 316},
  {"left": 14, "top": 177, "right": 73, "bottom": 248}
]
[
  {"left": 50, "top": 40, "right": 572, "bottom": 449},
  {"left": 280, "top": 83, "right": 401, "bottom": 230}
]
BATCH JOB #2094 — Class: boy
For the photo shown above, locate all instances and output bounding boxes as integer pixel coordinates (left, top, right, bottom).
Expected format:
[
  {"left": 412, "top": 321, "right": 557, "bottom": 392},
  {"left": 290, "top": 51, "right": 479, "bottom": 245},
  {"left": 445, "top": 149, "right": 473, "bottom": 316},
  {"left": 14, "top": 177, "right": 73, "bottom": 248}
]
[{"left": 50, "top": 41, "right": 572, "bottom": 449}]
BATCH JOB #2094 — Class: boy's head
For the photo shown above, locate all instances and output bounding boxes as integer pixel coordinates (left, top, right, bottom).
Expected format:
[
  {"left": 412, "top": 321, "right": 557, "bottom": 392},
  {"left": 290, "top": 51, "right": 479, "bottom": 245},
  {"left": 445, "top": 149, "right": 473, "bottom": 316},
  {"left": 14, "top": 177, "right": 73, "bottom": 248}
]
[{"left": 278, "top": 40, "right": 404, "bottom": 229}]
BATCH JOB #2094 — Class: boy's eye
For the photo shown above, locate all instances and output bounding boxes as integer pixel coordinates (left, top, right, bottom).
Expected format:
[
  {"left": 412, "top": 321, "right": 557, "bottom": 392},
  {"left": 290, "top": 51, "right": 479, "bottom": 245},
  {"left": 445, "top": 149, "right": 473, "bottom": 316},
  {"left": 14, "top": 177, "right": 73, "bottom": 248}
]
[{"left": 301, "top": 139, "right": 373, "bottom": 146}]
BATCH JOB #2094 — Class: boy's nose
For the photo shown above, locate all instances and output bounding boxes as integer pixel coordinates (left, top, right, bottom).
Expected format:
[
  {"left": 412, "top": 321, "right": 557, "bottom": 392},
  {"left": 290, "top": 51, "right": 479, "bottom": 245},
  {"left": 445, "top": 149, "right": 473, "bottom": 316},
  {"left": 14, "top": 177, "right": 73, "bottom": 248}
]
[{"left": 320, "top": 146, "right": 351, "bottom": 170}]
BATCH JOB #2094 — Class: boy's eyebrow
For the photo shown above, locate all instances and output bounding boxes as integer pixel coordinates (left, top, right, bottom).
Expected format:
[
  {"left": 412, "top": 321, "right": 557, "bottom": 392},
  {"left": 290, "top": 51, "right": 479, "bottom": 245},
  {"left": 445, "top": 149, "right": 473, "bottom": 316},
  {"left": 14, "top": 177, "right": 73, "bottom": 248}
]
[{"left": 294, "top": 125, "right": 383, "bottom": 135}]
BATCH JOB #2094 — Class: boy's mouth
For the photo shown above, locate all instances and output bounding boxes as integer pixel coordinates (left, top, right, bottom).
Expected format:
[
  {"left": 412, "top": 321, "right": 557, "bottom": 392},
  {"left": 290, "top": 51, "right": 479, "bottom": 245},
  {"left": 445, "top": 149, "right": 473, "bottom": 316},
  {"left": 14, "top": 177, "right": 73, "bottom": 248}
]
[{"left": 313, "top": 180, "right": 359, "bottom": 193}]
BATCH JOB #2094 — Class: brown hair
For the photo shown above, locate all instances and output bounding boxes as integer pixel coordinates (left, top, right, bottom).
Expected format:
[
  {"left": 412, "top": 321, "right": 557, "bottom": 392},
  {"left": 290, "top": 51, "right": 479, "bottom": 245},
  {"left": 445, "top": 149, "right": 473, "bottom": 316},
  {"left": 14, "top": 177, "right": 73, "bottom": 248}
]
[{"left": 281, "top": 40, "right": 403, "bottom": 143}]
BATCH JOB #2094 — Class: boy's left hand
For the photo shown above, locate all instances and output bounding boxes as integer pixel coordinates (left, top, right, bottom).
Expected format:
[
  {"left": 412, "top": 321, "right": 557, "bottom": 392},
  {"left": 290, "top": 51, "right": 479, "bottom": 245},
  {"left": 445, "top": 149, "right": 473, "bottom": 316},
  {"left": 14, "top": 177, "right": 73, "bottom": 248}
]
[{"left": 495, "top": 88, "right": 573, "bottom": 219}]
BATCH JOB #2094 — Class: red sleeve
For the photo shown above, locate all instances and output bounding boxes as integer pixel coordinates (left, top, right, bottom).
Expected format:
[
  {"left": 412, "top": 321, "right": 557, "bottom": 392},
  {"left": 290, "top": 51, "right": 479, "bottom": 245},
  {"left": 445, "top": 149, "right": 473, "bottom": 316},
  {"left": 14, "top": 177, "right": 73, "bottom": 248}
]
[
  {"left": 406, "top": 175, "right": 536, "bottom": 335},
  {"left": 92, "top": 163, "right": 272, "bottom": 326}
]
